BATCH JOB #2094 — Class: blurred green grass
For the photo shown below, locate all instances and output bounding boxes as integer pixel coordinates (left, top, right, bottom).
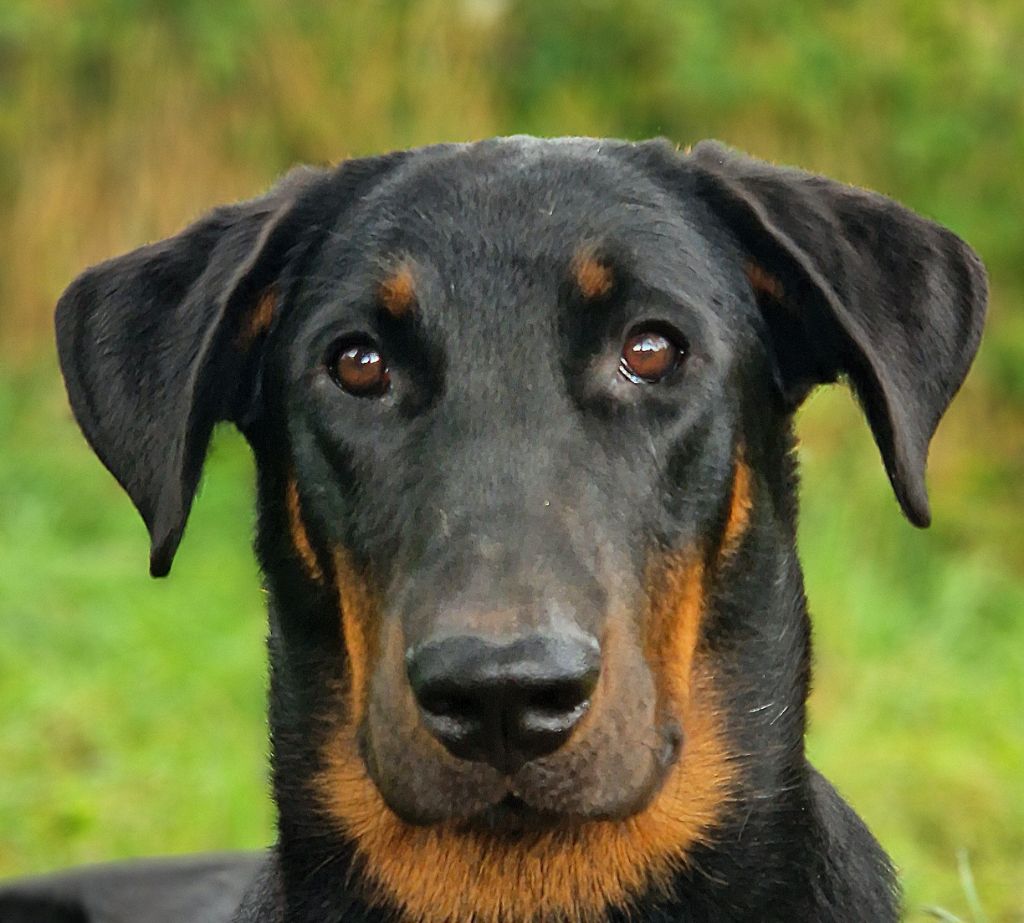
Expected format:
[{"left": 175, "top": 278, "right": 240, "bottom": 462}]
[
  {"left": 0, "top": 364, "right": 273, "bottom": 867},
  {"left": 0, "top": 1, "right": 1022, "bottom": 920}
]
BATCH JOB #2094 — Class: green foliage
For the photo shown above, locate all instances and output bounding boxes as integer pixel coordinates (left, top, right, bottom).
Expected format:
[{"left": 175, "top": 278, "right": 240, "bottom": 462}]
[
  {"left": 0, "top": 2, "right": 1021, "bottom": 919},
  {"left": 797, "top": 391, "right": 1023, "bottom": 920},
  {"left": 0, "top": 366, "right": 273, "bottom": 869}
]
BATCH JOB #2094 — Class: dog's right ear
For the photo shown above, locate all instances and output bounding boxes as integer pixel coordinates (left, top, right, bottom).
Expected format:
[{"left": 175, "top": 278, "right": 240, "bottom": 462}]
[
  {"left": 56, "top": 155, "right": 404, "bottom": 577},
  {"left": 55, "top": 169, "right": 325, "bottom": 577}
]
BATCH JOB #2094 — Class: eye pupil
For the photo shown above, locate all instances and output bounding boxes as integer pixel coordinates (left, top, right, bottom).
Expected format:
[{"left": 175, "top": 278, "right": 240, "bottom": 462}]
[
  {"left": 620, "top": 330, "right": 682, "bottom": 384},
  {"left": 331, "top": 342, "right": 390, "bottom": 396}
]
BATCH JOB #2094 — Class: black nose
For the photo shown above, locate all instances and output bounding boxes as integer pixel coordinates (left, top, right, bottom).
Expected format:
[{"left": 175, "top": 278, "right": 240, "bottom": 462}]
[{"left": 406, "top": 633, "right": 600, "bottom": 773}]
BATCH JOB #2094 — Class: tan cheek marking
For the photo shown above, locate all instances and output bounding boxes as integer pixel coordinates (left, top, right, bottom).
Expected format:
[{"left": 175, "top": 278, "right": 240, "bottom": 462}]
[
  {"left": 378, "top": 265, "right": 416, "bottom": 317},
  {"left": 315, "top": 548, "right": 735, "bottom": 923},
  {"left": 574, "top": 252, "right": 615, "bottom": 300},
  {"left": 237, "top": 288, "right": 278, "bottom": 348},
  {"left": 645, "top": 550, "right": 707, "bottom": 710},
  {"left": 285, "top": 478, "right": 323, "bottom": 583},
  {"left": 744, "top": 262, "right": 784, "bottom": 302},
  {"left": 332, "top": 547, "right": 375, "bottom": 725},
  {"left": 719, "top": 454, "right": 753, "bottom": 563}
]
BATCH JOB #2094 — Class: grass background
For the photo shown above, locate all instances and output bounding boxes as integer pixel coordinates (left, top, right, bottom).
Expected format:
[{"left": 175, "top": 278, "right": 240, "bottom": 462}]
[{"left": 0, "top": 2, "right": 1021, "bottom": 920}]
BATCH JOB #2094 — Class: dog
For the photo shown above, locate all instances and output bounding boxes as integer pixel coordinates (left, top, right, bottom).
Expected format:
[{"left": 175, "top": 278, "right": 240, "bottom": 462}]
[{"left": 0, "top": 138, "right": 986, "bottom": 922}]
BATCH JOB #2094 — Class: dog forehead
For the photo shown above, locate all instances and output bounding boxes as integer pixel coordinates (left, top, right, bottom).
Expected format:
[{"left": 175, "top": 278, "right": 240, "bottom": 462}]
[
  {"left": 317, "top": 138, "right": 734, "bottom": 306},
  {"left": 381, "top": 134, "right": 652, "bottom": 198},
  {"left": 355, "top": 140, "right": 686, "bottom": 248}
]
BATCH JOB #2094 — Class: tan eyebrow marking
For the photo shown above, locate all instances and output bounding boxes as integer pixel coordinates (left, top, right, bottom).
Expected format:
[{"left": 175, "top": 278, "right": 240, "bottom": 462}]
[
  {"left": 378, "top": 264, "right": 417, "bottom": 317},
  {"left": 744, "top": 263, "right": 785, "bottom": 302},
  {"left": 573, "top": 251, "right": 615, "bottom": 300}
]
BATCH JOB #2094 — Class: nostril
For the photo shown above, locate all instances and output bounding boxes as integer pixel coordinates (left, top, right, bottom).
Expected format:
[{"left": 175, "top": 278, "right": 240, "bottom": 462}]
[
  {"left": 526, "top": 678, "right": 594, "bottom": 715},
  {"left": 528, "top": 687, "right": 571, "bottom": 714},
  {"left": 419, "top": 692, "right": 479, "bottom": 721}
]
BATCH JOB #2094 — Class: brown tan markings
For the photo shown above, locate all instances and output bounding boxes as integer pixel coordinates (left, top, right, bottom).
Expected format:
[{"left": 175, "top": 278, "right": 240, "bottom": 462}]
[
  {"left": 236, "top": 288, "right": 278, "bottom": 348},
  {"left": 331, "top": 547, "right": 376, "bottom": 724},
  {"left": 378, "top": 264, "right": 417, "bottom": 317},
  {"left": 285, "top": 477, "right": 323, "bottom": 584},
  {"left": 573, "top": 250, "right": 615, "bottom": 300},
  {"left": 718, "top": 450, "right": 753, "bottom": 564},
  {"left": 316, "top": 533, "right": 746, "bottom": 922},
  {"left": 744, "top": 262, "right": 784, "bottom": 302}
]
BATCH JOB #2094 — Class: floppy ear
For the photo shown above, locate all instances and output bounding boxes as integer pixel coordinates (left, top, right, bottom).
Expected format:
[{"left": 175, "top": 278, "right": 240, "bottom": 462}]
[
  {"left": 55, "top": 168, "right": 332, "bottom": 577},
  {"left": 689, "top": 140, "right": 988, "bottom": 527}
]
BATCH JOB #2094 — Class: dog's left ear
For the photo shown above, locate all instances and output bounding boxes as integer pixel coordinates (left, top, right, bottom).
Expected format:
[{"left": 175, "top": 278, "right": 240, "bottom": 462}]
[
  {"left": 55, "top": 167, "right": 339, "bottom": 578},
  {"left": 688, "top": 140, "right": 988, "bottom": 527}
]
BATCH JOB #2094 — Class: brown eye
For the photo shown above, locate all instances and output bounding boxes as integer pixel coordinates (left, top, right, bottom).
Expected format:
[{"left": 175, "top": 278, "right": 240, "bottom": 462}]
[
  {"left": 329, "top": 340, "right": 390, "bottom": 397},
  {"left": 619, "top": 329, "right": 683, "bottom": 384}
]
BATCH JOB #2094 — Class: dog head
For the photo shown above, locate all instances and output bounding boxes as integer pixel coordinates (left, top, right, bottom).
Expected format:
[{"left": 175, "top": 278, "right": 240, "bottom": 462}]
[{"left": 56, "top": 138, "right": 986, "bottom": 921}]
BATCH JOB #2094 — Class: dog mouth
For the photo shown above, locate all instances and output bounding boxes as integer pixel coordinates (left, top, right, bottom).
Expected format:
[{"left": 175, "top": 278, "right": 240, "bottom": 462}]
[
  {"left": 449, "top": 722, "right": 683, "bottom": 835},
  {"left": 457, "top": 793, "right": 568, "bottom": 836},
  {"left": 356, "top": 708, "right": 685, "bottom": 829}
]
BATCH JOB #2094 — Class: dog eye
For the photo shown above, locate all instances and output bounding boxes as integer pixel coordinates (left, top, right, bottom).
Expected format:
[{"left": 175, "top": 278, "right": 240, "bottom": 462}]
[
  {"left": 328, "top": 339, "right": 391, "bottom": 397},
  {"left": 619, "top": 329, "right": 684, "bottom": 384}
]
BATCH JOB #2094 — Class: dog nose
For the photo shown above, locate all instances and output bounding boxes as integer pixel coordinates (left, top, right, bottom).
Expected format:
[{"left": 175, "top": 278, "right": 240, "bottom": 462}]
[{"left": 406, "top": 633, "right": 600, "bottom": 773}]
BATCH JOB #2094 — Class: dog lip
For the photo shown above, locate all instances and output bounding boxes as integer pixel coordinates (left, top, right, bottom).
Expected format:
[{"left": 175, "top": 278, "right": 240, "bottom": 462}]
[
  {"left": 372, "top": 717, "right": 683, "bottom": 829},
  {"left": 457, "top": 793, "right": 571, "bottom": 836},
  {"left": 660, "top": 718, "right": 684, "bottom": 769}
]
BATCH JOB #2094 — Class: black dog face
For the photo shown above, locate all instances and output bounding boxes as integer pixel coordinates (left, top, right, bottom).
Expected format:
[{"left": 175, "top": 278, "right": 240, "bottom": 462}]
[
  {"left": 275, "top": 142, "right": 760, "bottom": 826},
  {"left": 55, "top": 138, "right": 986, "bottom": 923}
]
